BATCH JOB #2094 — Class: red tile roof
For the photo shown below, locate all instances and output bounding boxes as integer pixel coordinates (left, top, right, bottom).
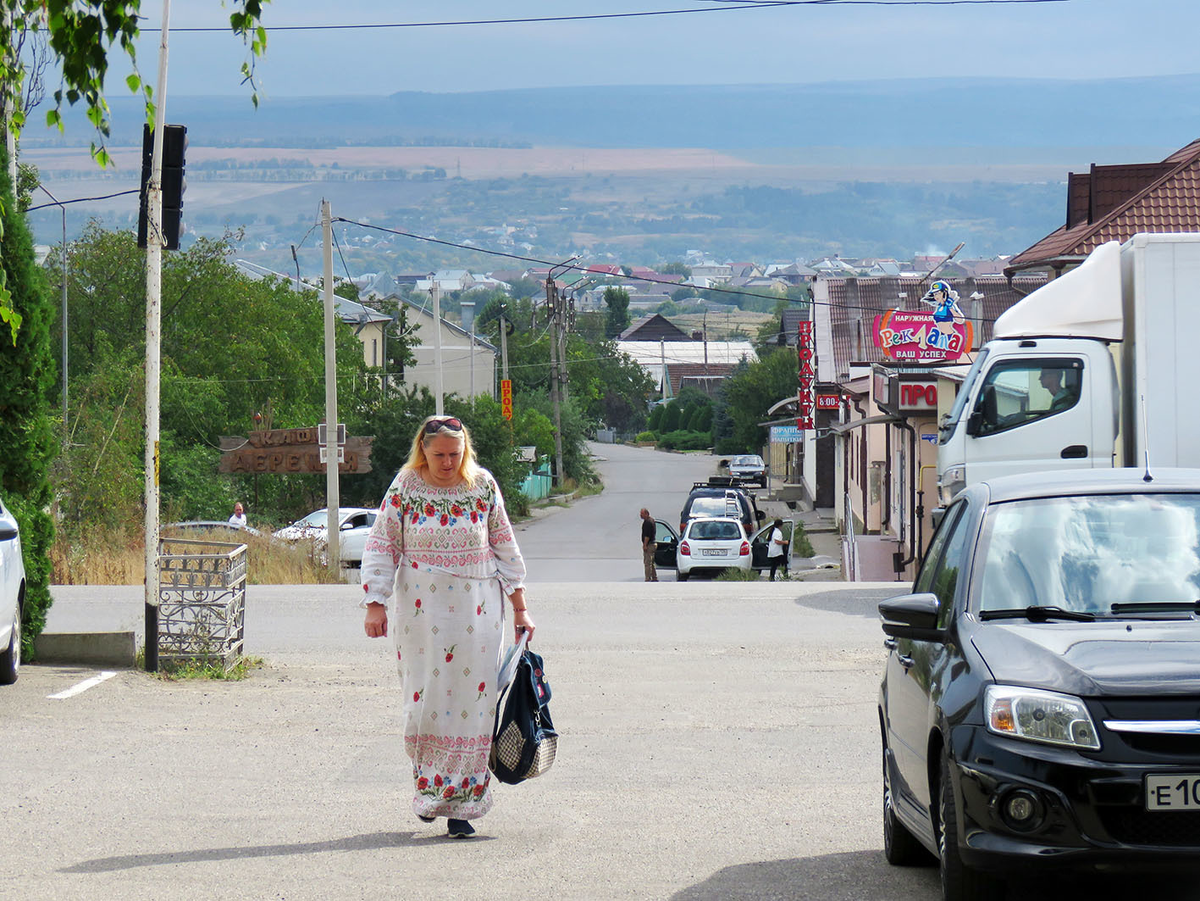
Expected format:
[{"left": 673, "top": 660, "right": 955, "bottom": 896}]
[{"left": 1008, "top": 139, "right": 1200, "bottom": 274}]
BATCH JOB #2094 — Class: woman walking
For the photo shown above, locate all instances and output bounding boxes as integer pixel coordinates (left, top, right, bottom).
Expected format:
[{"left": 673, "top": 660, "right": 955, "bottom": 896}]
[{"left": 361, "top": 415, "right": 534, "bottom": 839}]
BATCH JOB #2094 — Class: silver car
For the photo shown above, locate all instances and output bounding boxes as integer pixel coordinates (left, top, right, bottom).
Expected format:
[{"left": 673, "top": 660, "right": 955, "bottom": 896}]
[
  {"left": 272, "top": 507, "right": 378, "bottom": 566},
  {"left": 727, "top": 454, "right": 767, "bottom": 487},
  {"left": 0, "top": 495, "right": 26, "bottom": 684}
]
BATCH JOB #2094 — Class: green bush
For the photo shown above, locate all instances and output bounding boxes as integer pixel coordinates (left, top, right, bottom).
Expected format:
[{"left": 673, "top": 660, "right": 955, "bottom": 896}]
[
  {"left": 635, "top": 431, "right": 656, "bottom": 443},
  {"left": 792, "top": 521, "right": 816, "bottom": 558},
  {"left": 657, "top": 430, "right": 712, "bottom": 451}
]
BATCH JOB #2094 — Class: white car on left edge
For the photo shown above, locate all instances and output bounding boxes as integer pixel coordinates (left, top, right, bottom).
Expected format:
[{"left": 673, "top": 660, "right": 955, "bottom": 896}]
[
  {"left": 273, "top": 507, "right": 378, "bottom": 566},
  {"left": 0, "top": 494, "right": 26, "bottom": 684}
]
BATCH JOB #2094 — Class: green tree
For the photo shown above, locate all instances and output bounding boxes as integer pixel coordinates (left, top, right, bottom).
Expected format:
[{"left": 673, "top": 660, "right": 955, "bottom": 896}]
[
  {"left": 603, "top": 286, "right": 631, "bottom": 338},
  {"left": 661, "top": 262, "right": 692, "bottom": 277},
  {"left": 718, "top": 347, "right": 797, "bottom": 454},
  {"left": 647, "top": 404, "right": 664, "bottom": 432},
  {"left": 0, "top": 147, "right": 55, "bottom": 656},
  {"left": 661, "top": 402, "right": 681, "bottom": 432}
]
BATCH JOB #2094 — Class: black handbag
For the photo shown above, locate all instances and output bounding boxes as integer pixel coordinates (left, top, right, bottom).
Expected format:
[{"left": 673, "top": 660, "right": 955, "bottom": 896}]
[{"left": 489, "top": 647, "right": 558, "bottom": 785}]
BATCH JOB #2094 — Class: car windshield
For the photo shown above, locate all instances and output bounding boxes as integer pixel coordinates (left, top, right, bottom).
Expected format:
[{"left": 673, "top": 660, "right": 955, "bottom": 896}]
[
  {"left": 731, "top": 456, "right": 762, "bottom": 467},
  {"left": 690, "top": 497, "right": 741, "bottom": 519},
  {"left": 976, "top": 493, "right": 1200, "bottom": 616},
  {"left": 295, "top": 510, "right": 328, "bottom": 527},
  {"left": 689, "top": 520, "right": 741, "bottom": 540}
]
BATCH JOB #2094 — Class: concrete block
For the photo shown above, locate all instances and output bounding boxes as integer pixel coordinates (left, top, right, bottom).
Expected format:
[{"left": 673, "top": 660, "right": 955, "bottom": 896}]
[{"left": 35, "top": 631, "right": 137, "bottom": 668}]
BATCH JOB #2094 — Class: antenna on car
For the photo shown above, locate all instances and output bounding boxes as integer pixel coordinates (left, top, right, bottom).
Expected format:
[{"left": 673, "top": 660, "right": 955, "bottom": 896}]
[{"left": 1141, "top": 394, "right": 1154, "bottom": 482}]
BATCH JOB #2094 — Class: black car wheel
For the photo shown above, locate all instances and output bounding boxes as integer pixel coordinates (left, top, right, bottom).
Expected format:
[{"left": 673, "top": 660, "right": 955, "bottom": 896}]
[
  {"left": 0, "top": 606, "right": 20, "bottom": 685},
  {"left": 883, "top": 740, "right": 929, "bottom": 865},
  {"left": 677, "top": 571, "right": 690, "bottom": 582},
  {"left": 937, "top": 751, "right": 1003, "bottom": 901}
]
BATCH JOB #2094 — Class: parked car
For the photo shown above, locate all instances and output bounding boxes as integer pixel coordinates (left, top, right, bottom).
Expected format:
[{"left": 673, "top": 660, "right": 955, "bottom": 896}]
[
  {"left": 727, "top": 454, "right": 767, "bottom": 487},
  {"left": 674, "top": 516, "right": 751, "bottom": 581},
  {"left": 163, "top": 520, "right": 263, "bottom": 539},
  {"left": 0, "top": 494, "right": 26, "bottom": 685},
  {"left": 878, "top": 468, "right": 1200, "bottom": 901},
  {"left": 680, "top": 479, "right": 764, "bottom": 537},
  {"left": 273, "top": 507, "right": 378, "bottom": 565},
  {"left": 749, "top": 519, "right": 793, "bottom": 571}
]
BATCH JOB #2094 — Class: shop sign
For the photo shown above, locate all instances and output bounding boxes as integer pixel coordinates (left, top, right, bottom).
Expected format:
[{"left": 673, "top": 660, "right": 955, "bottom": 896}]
[
  {"left": 770, "top": 425, "right": 803, "bottom": 443},
  {"left": 797, "top": 320, "right": 815, "bottom": 429},
  {"left": 873, "top": 310, "right": 973, "bottom": 362}
]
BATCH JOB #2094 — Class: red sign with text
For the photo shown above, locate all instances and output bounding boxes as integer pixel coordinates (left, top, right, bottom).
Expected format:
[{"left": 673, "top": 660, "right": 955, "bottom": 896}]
[
  {"left": 501, "top": 379, "right": 513, "bottom": 421},
  {"left": 797, "top": 321, "right": 815, "bottom": 429}
]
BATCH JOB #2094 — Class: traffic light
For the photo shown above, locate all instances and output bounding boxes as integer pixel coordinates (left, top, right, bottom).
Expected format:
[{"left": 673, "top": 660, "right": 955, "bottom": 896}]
[{"left": 137, "top": 123, "right": 187, "bottom": 250}]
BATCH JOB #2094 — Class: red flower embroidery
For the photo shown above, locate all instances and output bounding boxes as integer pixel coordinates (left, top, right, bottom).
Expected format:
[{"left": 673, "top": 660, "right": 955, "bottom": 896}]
[
  {"left": 461, "top": 777, "right": 470, "bottom": 789},
  {"left": 390, "top": 495, "right": 402, "bottom": 508},
  {"left": 434, "top": 774, "right": 443, "bottom": 787},
  {"left": 476, "top": 605, "right": 482, "bottom": 615},
  {"left": 476, "top": 499, "right": 488, "bottom": 512},
  {"left": 442, "top": 786, "right": 455, "bottom": 800},
  {"left": 417, "top": 777, "right": 428, "bottom": 790},
  {"left": 424, "top": 503, "right": 435, "bottom": 516},
  {"left": 451, "top": 504, "right": 463, "bottom": 517},
  {"left": 477, "top": 682, "right": 486, "bottom": 693},
  {"left": 413, "top": 691, "right": 421, "bottom": 702},
  {"left": 440, "top": 513, "right": 449, "bottom": 526},
  {"left": 470, "top": 511, "right": 478, "bottom": 523},
  {"left": 411, "top": 561, "right": 419, "bottom": 569},
  {"left": 472, "top": 785, "right": 485, "bottom": 798}
]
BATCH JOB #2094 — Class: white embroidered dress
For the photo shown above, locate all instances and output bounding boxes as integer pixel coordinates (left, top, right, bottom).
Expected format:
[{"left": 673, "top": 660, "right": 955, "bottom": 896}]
[{"left": 361, "top": 467, "right": 526, "bottom": 821}]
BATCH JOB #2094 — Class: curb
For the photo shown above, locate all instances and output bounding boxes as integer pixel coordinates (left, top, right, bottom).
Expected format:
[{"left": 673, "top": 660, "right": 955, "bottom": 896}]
[{"left": 34, "top": 631, "right": 138, "bottom": 668}]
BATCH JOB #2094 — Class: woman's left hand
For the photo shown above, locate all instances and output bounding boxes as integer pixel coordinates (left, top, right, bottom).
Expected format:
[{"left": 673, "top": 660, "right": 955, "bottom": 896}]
[{"left": 513, "top": 607, "right": 536, "bottom": 645}]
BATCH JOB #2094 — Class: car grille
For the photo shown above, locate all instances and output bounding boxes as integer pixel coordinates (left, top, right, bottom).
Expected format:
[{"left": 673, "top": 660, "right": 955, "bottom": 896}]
[
  {"left": 1100, "top": 808, "right": 1200, "bottom": 847},
  {"left": 1117, "top": 733, "right": 1200, "bottom": 757}
]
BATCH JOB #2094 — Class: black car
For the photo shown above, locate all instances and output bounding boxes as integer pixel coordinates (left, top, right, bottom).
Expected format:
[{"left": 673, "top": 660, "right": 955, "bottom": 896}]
[
  {"left": 878, "top": 468, "right": 1200, "bottom": 901},
  {"left": 679, "top": 478, "right": 764, "bottom": 537}
]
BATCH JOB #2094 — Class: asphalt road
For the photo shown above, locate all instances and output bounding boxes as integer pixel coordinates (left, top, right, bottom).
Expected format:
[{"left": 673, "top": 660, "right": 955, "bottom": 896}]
[
  {"left": 516, "top": 443, "right": 718, "bottom": 582},
  {"left": 7, "top": 446, "right": 1198, "bottom": 900}
]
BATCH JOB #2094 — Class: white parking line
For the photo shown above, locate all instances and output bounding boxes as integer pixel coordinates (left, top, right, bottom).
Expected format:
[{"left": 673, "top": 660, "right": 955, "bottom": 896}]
[{"left": 47, "top": 671, "right": 118, "bottom": 700}]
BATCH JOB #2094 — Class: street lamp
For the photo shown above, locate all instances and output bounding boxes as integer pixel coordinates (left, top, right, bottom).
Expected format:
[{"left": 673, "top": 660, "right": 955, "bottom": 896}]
[{"left": 35, "top": 184, "right": 68, "bottom": 437}]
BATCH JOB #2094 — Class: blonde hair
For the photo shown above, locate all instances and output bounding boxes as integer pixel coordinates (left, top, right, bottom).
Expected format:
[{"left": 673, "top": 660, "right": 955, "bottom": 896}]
[{"left": 401, "top": 415, "right": 482, "bottom": 487}]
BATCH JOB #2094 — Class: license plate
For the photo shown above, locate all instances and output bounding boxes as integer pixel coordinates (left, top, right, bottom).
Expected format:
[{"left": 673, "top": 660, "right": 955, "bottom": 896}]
[
  {"left": 1145, "top": 774, "right": 1200, "bottom": 811},
  {"left": 702, "top": 548, "right": 726, "bottom": 556}
]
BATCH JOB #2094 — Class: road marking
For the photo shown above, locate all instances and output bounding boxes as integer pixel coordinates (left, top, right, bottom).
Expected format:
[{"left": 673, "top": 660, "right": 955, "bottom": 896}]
[{"left": 48, "top": 671, "right": 118, "bottom": 700}]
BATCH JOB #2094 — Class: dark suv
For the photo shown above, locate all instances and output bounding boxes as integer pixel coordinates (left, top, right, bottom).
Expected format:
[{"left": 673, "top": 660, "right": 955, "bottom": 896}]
[{"left": 679, "top": 478, "right": 764, "bottom": 537}]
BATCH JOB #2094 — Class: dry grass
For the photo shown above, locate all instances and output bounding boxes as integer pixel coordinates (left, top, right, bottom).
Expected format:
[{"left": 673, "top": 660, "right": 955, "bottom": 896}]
[{"left": 52, "top": 526, "right": 346, "bottom": 586}]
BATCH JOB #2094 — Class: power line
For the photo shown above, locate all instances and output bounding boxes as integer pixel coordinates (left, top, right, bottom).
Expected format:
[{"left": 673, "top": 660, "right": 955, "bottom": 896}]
[
  {"left": 144, "top": 0, "right": 1068, "bottom": 32},
  {"left": 331, "top": 216, "right": 1001, "bottom": 324},
  {"left": 25, "top": 189, "right": 139, "bottom": 212}
]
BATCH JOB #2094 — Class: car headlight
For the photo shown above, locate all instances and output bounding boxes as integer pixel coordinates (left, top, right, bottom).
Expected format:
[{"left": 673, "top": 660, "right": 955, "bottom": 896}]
[
  {"left": 938, "top": 465, "right": 966, "bottom": 506},
  {"left": 985, "top": 685, "right": 1100, "bottom": 751}
]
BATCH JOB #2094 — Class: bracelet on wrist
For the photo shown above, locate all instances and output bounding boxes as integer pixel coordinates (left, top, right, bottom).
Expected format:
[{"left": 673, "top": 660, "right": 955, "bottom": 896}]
[{"left": 513, "top": 607, "right": 528, "bottom": 612}]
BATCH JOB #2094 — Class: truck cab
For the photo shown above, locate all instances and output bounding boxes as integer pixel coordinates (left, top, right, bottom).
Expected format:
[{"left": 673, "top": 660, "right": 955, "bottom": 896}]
[{"left": 937, "top": 338, "right": 1118, "bottom": 504}]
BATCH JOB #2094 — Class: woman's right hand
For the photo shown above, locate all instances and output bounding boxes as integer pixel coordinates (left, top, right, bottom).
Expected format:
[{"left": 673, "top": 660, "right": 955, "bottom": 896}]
[{"left": 364, "top": 602, "right": 388, "bottom": 638}]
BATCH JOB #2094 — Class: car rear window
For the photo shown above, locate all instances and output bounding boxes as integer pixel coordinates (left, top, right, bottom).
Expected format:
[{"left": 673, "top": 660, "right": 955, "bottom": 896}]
[
  {"left": 690, "top": 497, "right": 739, "bottom": 519},
  {"left": 689, "top": 521, "right": 741, "bottom": 540}
]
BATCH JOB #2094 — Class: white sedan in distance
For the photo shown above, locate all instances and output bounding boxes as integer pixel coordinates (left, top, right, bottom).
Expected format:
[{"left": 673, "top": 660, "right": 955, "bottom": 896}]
[
  {"left": 273, "top": 507, "right": 378, "bottom": 566},
  {"left": 676, "top": 516, "right": 752, "bottom": 581}
]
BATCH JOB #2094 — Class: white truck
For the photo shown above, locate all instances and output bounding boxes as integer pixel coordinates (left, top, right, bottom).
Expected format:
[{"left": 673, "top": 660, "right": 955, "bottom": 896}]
[{"left": 937, "top": 232, "right": 1200, "bottom": 505}]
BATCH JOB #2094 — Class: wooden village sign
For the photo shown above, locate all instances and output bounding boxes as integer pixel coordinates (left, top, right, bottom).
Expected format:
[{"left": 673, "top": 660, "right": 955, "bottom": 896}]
[{"left": 219, "top": 426, "right": 374, "bottom": 474}]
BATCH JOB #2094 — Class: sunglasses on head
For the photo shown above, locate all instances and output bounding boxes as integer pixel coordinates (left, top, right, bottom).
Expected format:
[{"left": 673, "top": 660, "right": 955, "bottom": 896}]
[{"left": 424, "top": 417, "right": 463, "bottom": 434}]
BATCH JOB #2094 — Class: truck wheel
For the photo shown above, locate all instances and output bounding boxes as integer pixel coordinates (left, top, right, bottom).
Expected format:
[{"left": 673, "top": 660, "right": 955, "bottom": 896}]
[{"left": 937, "top": 751, "right": 1003, "bottom": 901}]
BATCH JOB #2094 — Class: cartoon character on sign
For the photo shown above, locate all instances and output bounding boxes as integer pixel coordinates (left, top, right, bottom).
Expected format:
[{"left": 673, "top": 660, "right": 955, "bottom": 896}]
[{"left": 920, "top": 280, "right": 965, "bottom": 352}]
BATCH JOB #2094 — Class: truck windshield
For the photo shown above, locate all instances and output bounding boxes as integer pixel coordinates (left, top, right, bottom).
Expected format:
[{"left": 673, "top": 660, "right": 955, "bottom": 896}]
[{"left": 939, "top": 349, "right": 989, "bottom": 444}]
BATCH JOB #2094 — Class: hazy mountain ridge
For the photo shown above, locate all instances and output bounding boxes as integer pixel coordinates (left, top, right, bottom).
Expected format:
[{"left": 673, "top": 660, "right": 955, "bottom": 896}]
[{"left": 25, "top": 75, "right": 1200, "bottom": 152}]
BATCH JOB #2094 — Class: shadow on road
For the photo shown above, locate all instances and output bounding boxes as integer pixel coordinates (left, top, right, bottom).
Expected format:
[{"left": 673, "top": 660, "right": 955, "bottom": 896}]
[
  {"left": 672, "top": 849, "right": 1200, "bottom": 900},
  {"left": 794, "top": 587, "right": 901, "bottom": 619},
  {"left": 60, "top": 830, "right": 495, "bottom": 873}
]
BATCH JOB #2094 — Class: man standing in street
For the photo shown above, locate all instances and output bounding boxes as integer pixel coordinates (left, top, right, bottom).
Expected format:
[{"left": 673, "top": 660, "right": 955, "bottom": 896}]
[{"left": 640, "top": 508, "right": 659, "bottom": 582}]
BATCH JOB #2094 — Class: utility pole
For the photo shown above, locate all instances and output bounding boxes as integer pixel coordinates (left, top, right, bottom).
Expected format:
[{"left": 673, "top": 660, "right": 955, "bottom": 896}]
[
  {"left": 546, "top": 275, "right": 564, "bottom": 487},
  {"left": 500, "top": 311, "right": 510, "bottom": 383},
  {"left": 432, "top": 278, "right": 444, "bottom": 415},
  {"left": 660, "top": 338, "right": 667, "bottom": 402},
  {"left": 143, "top": 0, "right": 172, "bottom": 672},
  {"left": 321, "top": 200, "right": 340, "bottom": 569},
  {"left": 559, "top": 291, "right": 571, "bottom": 405}
]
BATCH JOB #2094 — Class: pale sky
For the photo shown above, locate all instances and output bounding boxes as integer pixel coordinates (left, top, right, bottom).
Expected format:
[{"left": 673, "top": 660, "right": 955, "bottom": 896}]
[{"left": 125, "top": 0, "right": 1200, "bottom": 97}]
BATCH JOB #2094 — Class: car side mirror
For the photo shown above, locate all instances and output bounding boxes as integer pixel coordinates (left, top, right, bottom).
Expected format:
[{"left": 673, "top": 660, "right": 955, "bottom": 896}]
[
  {"left": 965, "top": 411, "right": 984, "bottom": 437},
  {"left": 0, "top": 525, "right": 16, "bottom": 541},
  {"left": 755, "top": 510, "right": 766, "bottom": 521},
  {"left": 878, "top": 593, "right": 944, "bottom": 641}
]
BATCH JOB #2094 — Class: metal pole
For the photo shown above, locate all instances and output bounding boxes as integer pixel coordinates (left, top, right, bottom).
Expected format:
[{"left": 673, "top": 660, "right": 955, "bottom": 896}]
[
  {"left": 432, "top": 279, "right": 444, "bottom": 415},
  {"left": 547, "top": 278, "right": 564, "bottom": 487},
  {"left": 500, "top": 314, "right": 510, "bottom": 382},
  {"left": 660, "top": 338, "right": 667, "bottom": 402},
  {"left": 469, "top": 318, "right": 475, "bottom": 406},
  {"left": 38, "top": 185, "right": 69, "bottom": 435},
  {"left": 144, "top": 0, "right": 172, "bottom": 673},
  {"left": 321, "top": 199, "right": 340, "bottom": 569}
]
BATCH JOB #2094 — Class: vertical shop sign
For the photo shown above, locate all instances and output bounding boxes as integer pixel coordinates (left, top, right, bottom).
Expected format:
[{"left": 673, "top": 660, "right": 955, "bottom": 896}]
[{"left": 797, "top": 320, "right": 815, "bottom": 430}]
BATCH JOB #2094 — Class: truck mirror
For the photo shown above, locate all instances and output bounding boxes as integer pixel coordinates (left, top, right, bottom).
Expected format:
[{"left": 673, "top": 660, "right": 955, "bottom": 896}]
[{"left": 966, "top": 411, "right": 984, "bottom": 437}]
